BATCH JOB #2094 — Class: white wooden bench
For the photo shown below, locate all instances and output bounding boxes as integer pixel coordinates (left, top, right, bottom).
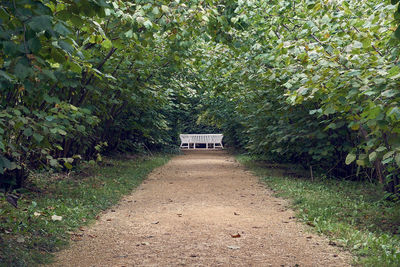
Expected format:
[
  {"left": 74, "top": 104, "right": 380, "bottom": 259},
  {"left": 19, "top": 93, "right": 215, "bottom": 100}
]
[{"left": 179, "top": 134, "right": 224, "bottom": 149}]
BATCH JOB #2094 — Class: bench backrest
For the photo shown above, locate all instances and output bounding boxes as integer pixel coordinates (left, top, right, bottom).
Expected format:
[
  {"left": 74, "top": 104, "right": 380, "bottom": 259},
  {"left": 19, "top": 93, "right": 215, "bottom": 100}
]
[{"left": 179, "top": 134, "right": 223, "bottom": 143}]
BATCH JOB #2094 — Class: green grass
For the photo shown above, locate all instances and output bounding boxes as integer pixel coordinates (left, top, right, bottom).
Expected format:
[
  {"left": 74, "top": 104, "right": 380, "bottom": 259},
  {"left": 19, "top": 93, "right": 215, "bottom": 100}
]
[
  {"left": 237, "top": 154, "right": 400, "bottom": 267},
  {"left": 0, "top": 154, "right": 170, "bottom": 266}
]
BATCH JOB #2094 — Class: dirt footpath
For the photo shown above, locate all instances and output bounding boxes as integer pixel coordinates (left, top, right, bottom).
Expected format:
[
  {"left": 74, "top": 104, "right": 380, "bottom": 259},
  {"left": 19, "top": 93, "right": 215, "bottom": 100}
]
[{"left": 51, "top": 150, "right": 351, "bottom": 266}]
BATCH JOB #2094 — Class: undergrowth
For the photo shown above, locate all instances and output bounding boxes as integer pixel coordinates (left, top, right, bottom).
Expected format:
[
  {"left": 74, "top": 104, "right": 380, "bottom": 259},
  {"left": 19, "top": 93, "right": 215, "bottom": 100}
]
[
  {"left": 237, "top": 154, "right": 400, "bottom": 267},
  {"left": 0, "top": 154, "right": 170, "bottom": 266}
]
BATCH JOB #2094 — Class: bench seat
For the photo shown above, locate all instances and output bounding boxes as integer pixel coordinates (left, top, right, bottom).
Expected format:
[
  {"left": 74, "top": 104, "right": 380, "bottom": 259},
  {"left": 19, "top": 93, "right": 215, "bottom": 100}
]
[{"left": 179, "top": 134, "right": 224, "bottom": 149}]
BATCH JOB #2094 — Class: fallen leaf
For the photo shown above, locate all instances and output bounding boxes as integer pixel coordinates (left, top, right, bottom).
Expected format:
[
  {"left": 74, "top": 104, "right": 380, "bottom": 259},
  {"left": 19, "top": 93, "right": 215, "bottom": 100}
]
[
  {"left": 33, "top": 212, "right": 41, "bottom": 217},
  {"left": 106, "top": 218, "right": 112, "bottom": 221},
  {"left": 51, "top": 215, "right": 62, "bottom": 221},
  {"left": 79, "top": 227, "right": 85, "bottom": 231},
  {"left": 234, "top": 212, "right": 240, "bottom": 215},
  {"left": 88, "top": 234, "right": 97, "bottom": 238},
  {"left": 227, "top": 245, "right": 240, "bottom": 250},
  {"left": 16, "top": 236, "right": 25, "bottom": 243},
  {"left": 230, "top": 233, "right": 241, "bottom": 238},
  {"left": 70, "top": 235, "right": 83, "bottom": 241}
]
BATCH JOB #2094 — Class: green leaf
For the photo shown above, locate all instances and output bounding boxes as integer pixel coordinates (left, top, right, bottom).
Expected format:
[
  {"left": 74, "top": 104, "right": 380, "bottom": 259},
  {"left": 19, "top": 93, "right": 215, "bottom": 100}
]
[
  {"left": 353, "top": 41, "right": 363, "bottom": 49},
  {"left": 388, "top": 65, "right": 400, "bottom": 78},
  {"left": 28, "top": 15, "right": 53, "bottom": 32},
  {"left": 68, "top": 61, "right": 82, "bottom": 73},
  {"left": 33, "top": 133, "right": 44, "bottom": 143},
  {"left": 381, "top": 90, "right": 397, "bottom": 98},
  {"left": 143, "top": 20, "right": 153, "bottom": 29},
  {"left": 58, "top": 129, "right": 67, "bottom": 135},
  {"left": 152, "top": 7, "right": 160, "bottom": 15},
  {"left": 395, "top": 154, "right": 400, "bottom": 167},
  {"left": 161, "top": 5, "right": 169, "bottom": 13},
  {"left": 125, "top": 29, "right": 133, "bottom": 38},
  {"left": 388, "top": 107, "right": 400, "bottom": 119},
  {"left": 345, "top": 153, "right": 356, "bottom": 165},
  {"left": 44, "top": 95, "right": 60, "bottom": 104},
  {"left": 23, "top": 127, "right": 33, "bottom": 137},
  {"left": 58, "top": 40, "right": 74, "bottom": 54},
  {"left": 42, "top": 69, "right": 57, "bottom": 81},
  {"left": 64, "top": 162, "right": 73, "bottom": 170},
  {"left": 356, "top": 159, "right": 365, "bottom": 166},
  {"left": 369, "top": 151, "right": 377, "bottom": 162},
  {"left": 49, "top": 158, "right": 59, "bottom": 167},
  {"left": 27, "top": 37, "right": 41, "bottom": 53},
  {"left": 395, "top": 25, "right": 400, "bottom": 40},
  {"left": 14, "top": 63, "right": 31, "bottom": 80},
  {"left": 392, "top": 0, "right": 399, "bottom": 5},
  {"left": 3, "top": 41, "right": 18, "bottom": 56},
  {"left": 0, "top": 70, "right": 13, "bottom": 82},
  {"left": 8, "top": 162, "right": 17, "bottom": 171},
  {"left": 383, "top": 151, "right": 395, "bottom": 160},
  {"left": 54, "top": 22, "right": 71, "bottom": 35},
  {"left": 0, "top": 157, "right": 12, "bottom": 172},
  {"left": 376, "top": 146, "right": 387, "bottom": 152},
  {"left": 323, "top": 105, "right": 336, "bottom": 115},
  {"left": 101, "top": 39, "right": 112, "bottom": 49}
]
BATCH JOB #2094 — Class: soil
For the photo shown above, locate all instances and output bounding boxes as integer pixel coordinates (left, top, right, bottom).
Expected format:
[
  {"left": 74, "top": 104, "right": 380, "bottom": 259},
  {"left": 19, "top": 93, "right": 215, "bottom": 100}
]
[{"left": 50, "top": 150, "right": 352, "bottom": 266}]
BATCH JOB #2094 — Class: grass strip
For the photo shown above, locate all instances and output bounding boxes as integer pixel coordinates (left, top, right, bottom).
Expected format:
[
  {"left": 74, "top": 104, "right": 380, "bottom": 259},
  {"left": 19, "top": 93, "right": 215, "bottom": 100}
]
[
  {"left": 237, "top": 154, "right": 400, "bottom": 267},
  {"left": 0, "top": 154, "right": 170, "bottom": 266}
]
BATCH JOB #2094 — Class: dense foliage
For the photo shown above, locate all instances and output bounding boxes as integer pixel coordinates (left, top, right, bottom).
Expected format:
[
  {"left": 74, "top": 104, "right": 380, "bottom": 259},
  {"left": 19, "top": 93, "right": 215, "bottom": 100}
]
[
  {"left": 0, "top": 0, "right": 222, "bottom": 188},
  {"left": 1, "top": 0, "right": 400, "bottom": 193},
  {"left": 191, "top": 0, "right": 400, "bottom": 193}
]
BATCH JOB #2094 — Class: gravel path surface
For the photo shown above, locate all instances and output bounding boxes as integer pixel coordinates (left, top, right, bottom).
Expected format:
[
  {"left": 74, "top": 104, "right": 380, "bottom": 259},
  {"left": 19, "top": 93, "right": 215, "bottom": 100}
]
[{"left": 50, "top": 150, "right": 351, "bottom": 266}]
